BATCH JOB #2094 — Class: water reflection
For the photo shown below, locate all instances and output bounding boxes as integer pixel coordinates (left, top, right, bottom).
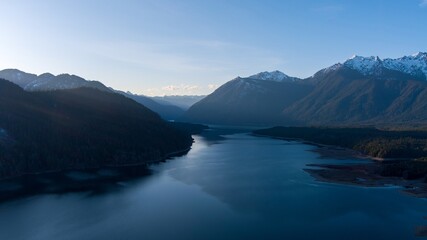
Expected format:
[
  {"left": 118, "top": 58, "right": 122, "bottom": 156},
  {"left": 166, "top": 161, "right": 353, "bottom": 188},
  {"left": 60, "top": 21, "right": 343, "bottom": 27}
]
[
  {"left": 0, "top": 127, "right": 242, "bottom": 202},
  {"left": 0, "top": 128, "right": 426, "bottom": 240},
  {"left": 0, "top": 165, "right": 154, "bottom": 202}
]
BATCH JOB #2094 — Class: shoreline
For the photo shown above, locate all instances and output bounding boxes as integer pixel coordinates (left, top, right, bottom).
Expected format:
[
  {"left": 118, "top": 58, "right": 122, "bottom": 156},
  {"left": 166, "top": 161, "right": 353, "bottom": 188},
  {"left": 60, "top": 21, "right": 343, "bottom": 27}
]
[
  {"left": 0, "top": 145, "right": 194, "bottom": 202},
  {"left": 253, "top": 132, "right": 415, "bottom": 161},
  {"left": 304, "top": 163, "right": 427, "bottom": 198},
  {"left": 303, "top": 164, "right": 427, "bottom": 198},
  {"left": 253, "top": 132, "right": 427, "bottom": 198},
  {"left": 253, "top": 133, "right": 381, "bottom": 161},
  {"left": 0, "top": 145, "right": 192, "bottom": 181}
]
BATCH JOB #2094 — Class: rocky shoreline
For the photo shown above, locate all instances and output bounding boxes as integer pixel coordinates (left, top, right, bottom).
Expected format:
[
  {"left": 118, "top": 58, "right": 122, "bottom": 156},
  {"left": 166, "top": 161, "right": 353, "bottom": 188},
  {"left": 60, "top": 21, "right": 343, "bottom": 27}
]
[
  {"left": 253, "top": 128, "right": 427, "bottom": 199},
  {"left": 305, "top": 161, "right": 427, "bottom": 198}
]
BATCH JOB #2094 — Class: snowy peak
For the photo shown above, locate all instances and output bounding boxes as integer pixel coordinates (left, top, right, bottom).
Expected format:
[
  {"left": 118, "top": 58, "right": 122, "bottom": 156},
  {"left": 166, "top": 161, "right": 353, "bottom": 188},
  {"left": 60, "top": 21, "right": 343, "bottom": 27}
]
[
  {"left": 411, "top": 52, "right": 427, "bottom": 59},
  {"left": 383, "top": 52, "right": 427, "bottom": 79},
  {"left": 320, "top": 63, "right": 343, "bottom": 74},
  {"left": 343, "top": 55, "right": 382, "bottom": 75},
  {"left": 348, "top": 55, "right": 381, "bottom": 61},
  {"left": 312, "top": 63, "right": 345, "bottom": 79},
  {"left": 249, "top": 71, "right": 295, "bottom": 82},
  {"left": 341, "top": 52, "right": 427, "bottom": 79}
]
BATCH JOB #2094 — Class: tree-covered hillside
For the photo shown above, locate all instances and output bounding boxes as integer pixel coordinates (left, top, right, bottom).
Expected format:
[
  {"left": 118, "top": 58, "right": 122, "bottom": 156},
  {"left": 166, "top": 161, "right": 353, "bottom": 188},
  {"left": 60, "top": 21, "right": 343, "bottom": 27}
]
[{"left": 0, "top": 79, "right": 193, "bottom": 179}]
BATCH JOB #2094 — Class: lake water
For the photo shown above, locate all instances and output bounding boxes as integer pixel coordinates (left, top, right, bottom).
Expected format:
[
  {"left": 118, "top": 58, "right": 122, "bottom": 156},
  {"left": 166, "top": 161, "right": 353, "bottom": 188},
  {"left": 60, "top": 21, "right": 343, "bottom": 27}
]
[{"left": 1, "top": 128, "right": 427, "bottom": 240}]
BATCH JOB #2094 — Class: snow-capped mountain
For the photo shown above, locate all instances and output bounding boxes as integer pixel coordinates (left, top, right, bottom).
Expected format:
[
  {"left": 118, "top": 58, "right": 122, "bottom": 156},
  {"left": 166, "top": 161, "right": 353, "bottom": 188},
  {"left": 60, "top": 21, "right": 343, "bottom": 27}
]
[
  {"left": 343, "top": 55, "right": 383, "bottom": 75},
  {"left": 181, "top": 74, "right": 311, "bottom": 125},
  {"left": 183, "top": 51, "right": 427, "bottom": 126},
  {"left": 341, "top": 52, "right": 427, "bottom": 79},
  {"left": 249, "top": 70, "right": 297, "bottom": 82},
  {"left": 383, "top": 52, "right": 427, "bottom": 79}
]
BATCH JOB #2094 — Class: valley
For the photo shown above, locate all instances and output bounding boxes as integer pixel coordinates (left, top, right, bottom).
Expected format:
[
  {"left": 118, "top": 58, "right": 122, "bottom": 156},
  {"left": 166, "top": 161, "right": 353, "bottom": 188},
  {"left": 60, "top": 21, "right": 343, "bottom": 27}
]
[{"left": 2, "top": 1, "right": 427, "bottom": 239}]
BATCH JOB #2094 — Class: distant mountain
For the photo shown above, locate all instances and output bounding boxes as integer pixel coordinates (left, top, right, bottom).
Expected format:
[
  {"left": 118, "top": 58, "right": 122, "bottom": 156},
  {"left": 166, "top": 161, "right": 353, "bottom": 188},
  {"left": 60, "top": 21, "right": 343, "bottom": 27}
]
[
  {"left": 343, "top": 52, "right": 427, "bottom": 79},
  {"left": 182, "top": 71, "right": 313, "bottom": 125},
  {"left": 249, "top": 70, "right": 298, "bottom": 82},
  {"left": 183, "top": 53, "right": 427, "bottom": 126},
  {"left": 151, "top": 95, "right": 206, "bottom": 110},
  {"left": 0, "top": 69, "right": 109, "bottom": 91},
  {"left": 283, "top": 53, "right": 427, "bottom": 125},
  {"left": 0, "top": 69, "right": 184, "bottom": 120},
  {"left": 0, "top": 79, "right": 192, "bottom": 179},
  {"left": 118, "top": 91, "right": 185, "bottom": 120},
  {"left": 283, "top": 65, "right": 427, "bottom": 125}
]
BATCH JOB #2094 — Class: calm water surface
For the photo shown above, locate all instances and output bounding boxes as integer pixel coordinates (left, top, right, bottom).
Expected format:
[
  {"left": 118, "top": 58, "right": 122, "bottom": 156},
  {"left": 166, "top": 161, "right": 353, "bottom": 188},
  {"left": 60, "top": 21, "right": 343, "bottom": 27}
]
[{"left": 1, "top": 128, "right": 427, "bottom": 240}]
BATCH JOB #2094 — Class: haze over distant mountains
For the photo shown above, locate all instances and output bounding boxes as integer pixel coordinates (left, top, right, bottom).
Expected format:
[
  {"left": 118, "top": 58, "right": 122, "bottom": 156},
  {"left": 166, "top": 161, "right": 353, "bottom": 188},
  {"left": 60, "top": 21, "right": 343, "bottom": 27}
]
[
  {"left": 151, "top": 95, "right": 206, "bottom": 110},
  {"left": 182, "top": 52, "right": 427, "bottom": 126},
  {"left": 3, "top": 52, "right": 427, "bottom": 127},
  {"left": 0, "top": 69, "right": 189, "bottom": 120}
]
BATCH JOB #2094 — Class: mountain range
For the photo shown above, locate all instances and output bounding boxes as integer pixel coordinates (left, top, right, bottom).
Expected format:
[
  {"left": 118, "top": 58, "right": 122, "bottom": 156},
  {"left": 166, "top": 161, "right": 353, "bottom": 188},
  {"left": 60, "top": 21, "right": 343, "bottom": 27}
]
[
  {"left": 151, "top": 95, "right": 206, "bottom": 110},
  {"left": 0, "top": 69, "right": 186, "bottom": 120},
  {"left": 182, "top": 52, "right": 427, "bottom": 126},
  {"left": 3, "top": 52, "right": 427, "bottom": 127}
]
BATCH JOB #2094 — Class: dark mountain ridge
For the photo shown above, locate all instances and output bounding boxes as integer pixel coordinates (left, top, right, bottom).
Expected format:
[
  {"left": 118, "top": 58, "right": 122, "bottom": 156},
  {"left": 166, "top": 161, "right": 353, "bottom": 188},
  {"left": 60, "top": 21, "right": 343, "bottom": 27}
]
[
  {"left": 182, "top": 76, "right": 313, "bottom": 125},
  {"left": 0, "top": 79, "right": 192, "bottom": 179},
  {"left": 283, "top": 65, "right": 427, "bottom": 125}
]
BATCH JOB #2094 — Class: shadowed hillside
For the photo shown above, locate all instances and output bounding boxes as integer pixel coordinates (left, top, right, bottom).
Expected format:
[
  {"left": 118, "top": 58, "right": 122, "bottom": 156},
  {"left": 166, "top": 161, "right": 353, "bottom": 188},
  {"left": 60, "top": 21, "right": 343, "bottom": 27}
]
[{"left": 0, "top": 79, "right": 193, "bottom": 179}]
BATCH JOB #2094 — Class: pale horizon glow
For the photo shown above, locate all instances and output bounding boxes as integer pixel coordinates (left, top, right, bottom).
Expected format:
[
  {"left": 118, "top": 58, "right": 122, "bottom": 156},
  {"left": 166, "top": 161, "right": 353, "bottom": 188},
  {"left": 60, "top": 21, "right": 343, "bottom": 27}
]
[{"left": 0, "top": 0, "right": 426, "bottom": 96}]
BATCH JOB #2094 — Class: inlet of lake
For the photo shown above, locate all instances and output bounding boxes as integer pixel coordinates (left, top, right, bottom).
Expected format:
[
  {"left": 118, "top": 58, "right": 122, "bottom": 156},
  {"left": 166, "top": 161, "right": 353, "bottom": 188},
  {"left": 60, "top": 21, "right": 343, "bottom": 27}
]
[{"left": 1, "top": 127, "right": 427, "bottom": 240}]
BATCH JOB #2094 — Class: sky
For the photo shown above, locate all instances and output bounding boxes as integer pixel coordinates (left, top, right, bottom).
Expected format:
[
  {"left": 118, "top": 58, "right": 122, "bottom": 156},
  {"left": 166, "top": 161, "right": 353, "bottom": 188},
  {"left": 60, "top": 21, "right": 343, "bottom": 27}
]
[{"left": 0, "top": 0, "right": 426, "bottom": 96}]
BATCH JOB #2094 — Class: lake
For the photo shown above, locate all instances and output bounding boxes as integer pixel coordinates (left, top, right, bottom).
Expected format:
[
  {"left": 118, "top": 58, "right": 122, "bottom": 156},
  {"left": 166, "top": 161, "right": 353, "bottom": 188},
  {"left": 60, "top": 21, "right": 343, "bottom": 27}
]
[{"left": 1, "top": 128, "right": 427, "bottom": 240}]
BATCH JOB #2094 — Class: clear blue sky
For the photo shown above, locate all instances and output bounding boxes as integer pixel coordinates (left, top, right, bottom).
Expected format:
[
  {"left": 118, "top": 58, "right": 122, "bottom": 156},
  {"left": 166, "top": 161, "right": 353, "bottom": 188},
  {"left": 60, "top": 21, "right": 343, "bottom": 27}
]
[{"left": 0, "top": 0, "right": 426, "bottom": 96}]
